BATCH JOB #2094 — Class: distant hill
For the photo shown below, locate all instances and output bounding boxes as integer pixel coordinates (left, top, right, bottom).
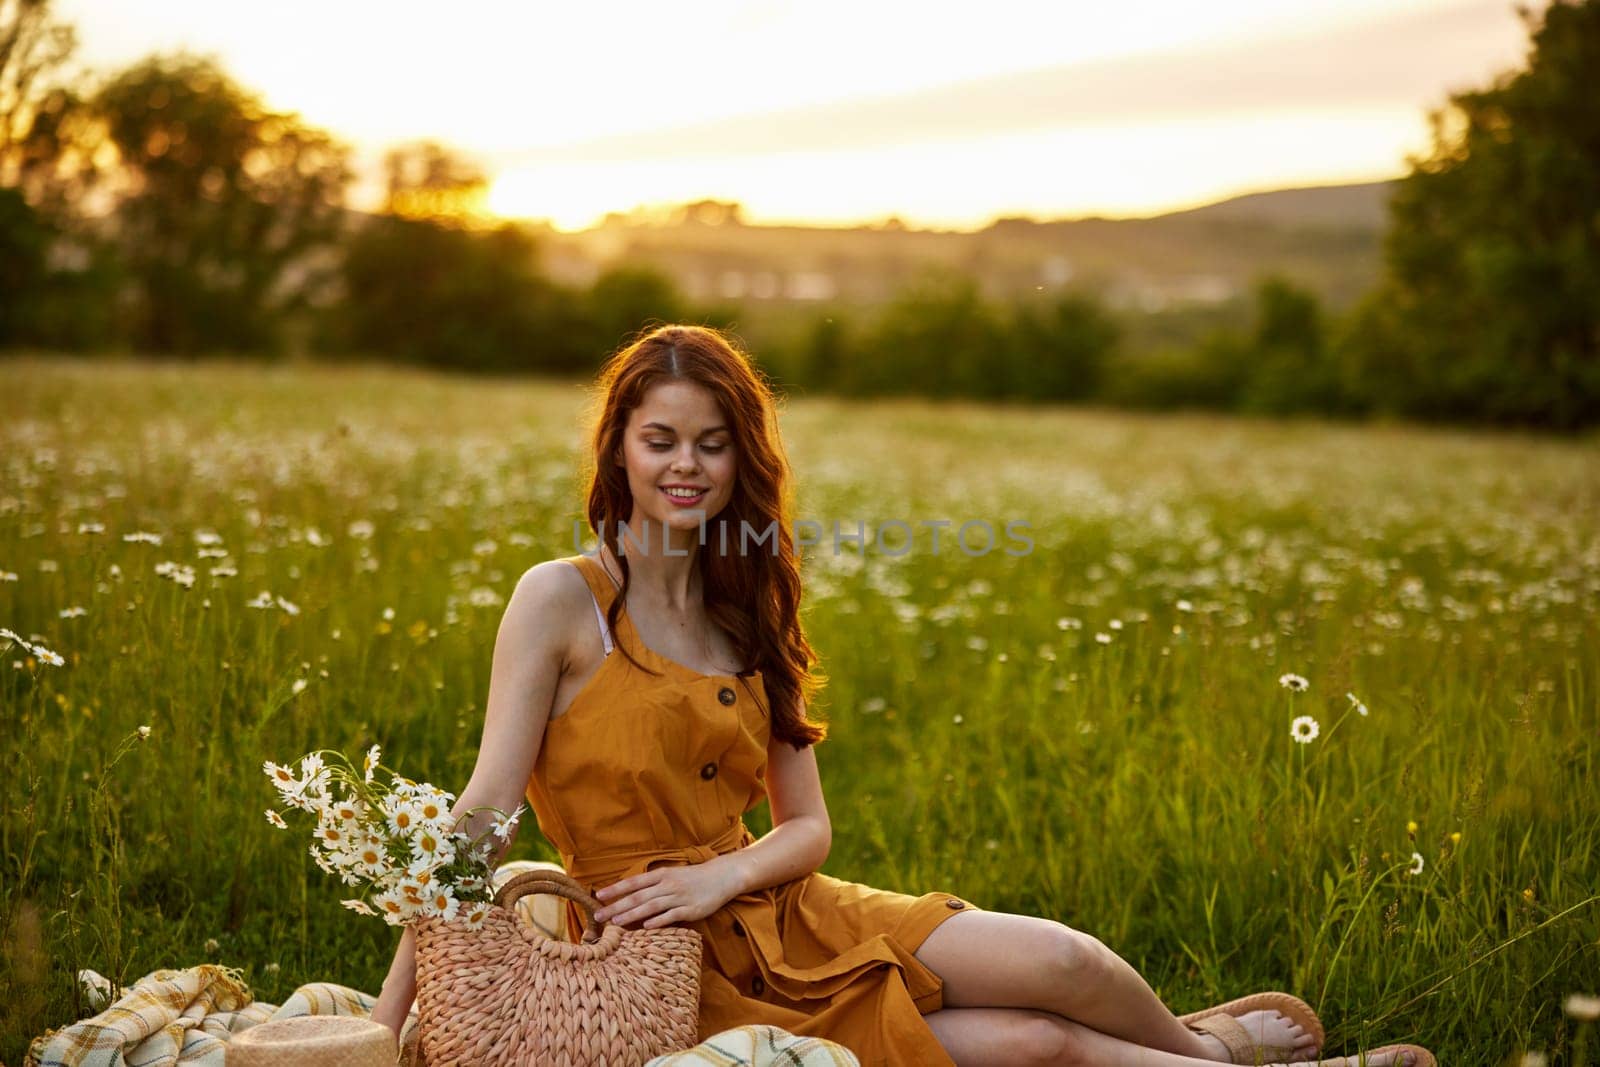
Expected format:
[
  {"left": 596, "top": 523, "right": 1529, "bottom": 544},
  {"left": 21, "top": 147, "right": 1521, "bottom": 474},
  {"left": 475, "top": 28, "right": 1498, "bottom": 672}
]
[
  {"left": 1158, "top": 180, "right": 1394, "bottom": 229},
  {"left": 539, "top": 180, "right": 1398, "bottom": 326}
]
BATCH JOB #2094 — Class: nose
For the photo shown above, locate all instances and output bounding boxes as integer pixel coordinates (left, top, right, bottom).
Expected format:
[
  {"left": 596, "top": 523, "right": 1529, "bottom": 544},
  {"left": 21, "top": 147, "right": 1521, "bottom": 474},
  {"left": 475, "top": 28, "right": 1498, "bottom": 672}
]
[{"left": 671, "top": 446, "right": 699, "bottom": 473}]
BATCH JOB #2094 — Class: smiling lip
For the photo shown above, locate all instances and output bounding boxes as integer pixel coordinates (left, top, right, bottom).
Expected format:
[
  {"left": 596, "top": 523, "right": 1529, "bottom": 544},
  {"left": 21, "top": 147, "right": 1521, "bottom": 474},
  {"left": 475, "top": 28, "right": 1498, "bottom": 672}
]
[{"left": 660, "top": 486, "right": 708, "bottom": 508}]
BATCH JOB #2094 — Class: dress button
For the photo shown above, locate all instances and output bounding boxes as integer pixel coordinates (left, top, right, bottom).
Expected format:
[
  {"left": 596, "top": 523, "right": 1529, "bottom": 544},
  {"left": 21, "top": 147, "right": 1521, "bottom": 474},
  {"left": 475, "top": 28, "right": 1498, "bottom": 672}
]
[
  {"left": 946, "top": 899, "right": 965, "bottom": 910},
  {"left": 718, "top": 686, "right": 736, "bottom": 706},
  {"left": 751, "top": 975, "right": 765, "bottom": 996},
  {"left": 700, "top": 761, "right": 718, "bottom": 780},
  {"left": 731, "top": 920, "right": 745, "bottom": 938}
]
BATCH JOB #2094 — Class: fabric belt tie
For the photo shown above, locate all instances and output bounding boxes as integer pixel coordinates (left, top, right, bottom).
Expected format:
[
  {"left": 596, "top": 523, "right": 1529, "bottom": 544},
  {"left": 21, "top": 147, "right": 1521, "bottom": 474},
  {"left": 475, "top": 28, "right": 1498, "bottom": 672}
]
[{"left": 563, "top": 820, "right": 757, "bottom": 892}]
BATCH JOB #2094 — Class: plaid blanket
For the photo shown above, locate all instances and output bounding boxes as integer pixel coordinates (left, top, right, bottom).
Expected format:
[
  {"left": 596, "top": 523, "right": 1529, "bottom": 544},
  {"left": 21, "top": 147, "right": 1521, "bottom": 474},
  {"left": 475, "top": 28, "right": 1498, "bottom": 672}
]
[
  {"left": 27, "top": 965, "right": 859, "bottom": 1067},
  {"left": 644, "top": 1026, "right": 860, "bottom": 1066},
  {"left": 26, "top": 966, "right": 381, "bottom": 1067}
]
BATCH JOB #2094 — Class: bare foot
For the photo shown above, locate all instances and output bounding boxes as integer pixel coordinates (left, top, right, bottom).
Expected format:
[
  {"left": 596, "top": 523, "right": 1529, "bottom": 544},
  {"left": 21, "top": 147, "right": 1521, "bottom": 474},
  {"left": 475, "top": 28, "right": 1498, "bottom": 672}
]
[{"left": 1191, "top": 1009, "right": 1321, "bottom": 1062}]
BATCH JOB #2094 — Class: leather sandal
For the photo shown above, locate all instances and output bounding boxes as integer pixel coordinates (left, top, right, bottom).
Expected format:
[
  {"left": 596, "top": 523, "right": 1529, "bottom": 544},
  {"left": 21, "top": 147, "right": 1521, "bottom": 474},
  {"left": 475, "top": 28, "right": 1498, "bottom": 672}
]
[{"left": 1179, "top": 991, "right": 1326, "bottom": 1063}]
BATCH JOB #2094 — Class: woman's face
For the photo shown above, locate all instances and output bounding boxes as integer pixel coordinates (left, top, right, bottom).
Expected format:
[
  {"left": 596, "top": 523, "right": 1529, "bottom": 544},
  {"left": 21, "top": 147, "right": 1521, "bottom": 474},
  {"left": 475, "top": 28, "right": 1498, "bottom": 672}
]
[{"left": 616, "top": 380, "right": 738, "bottom": 537}]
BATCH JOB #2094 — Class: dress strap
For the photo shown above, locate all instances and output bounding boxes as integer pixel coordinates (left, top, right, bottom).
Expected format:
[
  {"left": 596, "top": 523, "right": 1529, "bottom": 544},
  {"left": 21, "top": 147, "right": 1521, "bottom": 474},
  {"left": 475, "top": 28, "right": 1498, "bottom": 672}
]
[{"left": 565, "top": 555, "right": 618, "bottom": 656}]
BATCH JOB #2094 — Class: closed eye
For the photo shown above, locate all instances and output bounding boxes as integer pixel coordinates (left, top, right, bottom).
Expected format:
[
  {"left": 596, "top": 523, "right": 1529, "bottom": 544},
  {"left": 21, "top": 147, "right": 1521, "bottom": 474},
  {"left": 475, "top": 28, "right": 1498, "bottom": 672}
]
[{"left": 647, "top": 442, "right": 728, "bottom": 453}]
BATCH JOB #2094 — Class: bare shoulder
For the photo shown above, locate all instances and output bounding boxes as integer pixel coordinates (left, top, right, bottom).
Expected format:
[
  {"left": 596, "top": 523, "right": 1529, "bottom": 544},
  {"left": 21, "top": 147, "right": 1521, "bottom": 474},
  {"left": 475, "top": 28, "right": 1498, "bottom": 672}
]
[{"left": 498, "top": 558, "right": 592, "bottom": 660}]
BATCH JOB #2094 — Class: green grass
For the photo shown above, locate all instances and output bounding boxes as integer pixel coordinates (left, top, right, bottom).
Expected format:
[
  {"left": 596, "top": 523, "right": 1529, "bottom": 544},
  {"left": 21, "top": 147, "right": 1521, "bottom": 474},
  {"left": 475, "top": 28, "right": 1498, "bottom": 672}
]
[{"left": 2, "top": 355, "right": 1597, "bottom": 1064}]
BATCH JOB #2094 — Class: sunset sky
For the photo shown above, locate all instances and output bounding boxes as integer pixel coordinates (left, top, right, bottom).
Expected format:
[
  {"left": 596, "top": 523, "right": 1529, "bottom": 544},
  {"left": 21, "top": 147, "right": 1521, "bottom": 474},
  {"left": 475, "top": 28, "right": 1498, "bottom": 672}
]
[{"left": 55, "top": 0, "right": 1540, "bottom": 231}]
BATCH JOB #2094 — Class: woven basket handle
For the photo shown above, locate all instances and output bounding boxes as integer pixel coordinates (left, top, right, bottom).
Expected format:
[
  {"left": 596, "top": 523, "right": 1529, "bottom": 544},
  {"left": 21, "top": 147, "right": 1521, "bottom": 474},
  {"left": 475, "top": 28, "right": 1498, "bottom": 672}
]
[{"left": 493, "top": 868, "right": 608, "bottom": 943}]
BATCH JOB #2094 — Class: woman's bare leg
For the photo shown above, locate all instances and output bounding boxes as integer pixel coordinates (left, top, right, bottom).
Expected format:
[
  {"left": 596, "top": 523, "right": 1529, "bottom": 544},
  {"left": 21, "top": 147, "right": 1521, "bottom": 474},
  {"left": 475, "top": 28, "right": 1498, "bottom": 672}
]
[
  {"left": 914, "top": 910, "right": 1318, "bottom": 1062},
  {"left": 923, "top": 1006, "right": 1417, "bottom": 1067}
]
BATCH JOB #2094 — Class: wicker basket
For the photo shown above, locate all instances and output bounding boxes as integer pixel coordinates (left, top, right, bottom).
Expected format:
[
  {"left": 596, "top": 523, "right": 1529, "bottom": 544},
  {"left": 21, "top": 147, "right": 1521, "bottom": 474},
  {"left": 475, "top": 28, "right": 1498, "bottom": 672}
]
[{"left": 412, "top": 868, "right": 702, "bottom": 1066}]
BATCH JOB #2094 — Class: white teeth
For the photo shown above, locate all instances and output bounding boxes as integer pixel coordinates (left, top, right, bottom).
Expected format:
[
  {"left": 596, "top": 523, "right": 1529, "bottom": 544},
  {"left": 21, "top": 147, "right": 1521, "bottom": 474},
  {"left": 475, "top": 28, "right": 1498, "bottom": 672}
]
[{"left": 664, "top": 488, "right": 704, "bottom": 498}]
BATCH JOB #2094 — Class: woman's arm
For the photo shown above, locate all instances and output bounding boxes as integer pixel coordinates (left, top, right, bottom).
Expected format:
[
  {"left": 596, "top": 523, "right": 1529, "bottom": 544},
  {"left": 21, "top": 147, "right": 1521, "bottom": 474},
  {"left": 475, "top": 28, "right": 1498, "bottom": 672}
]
[
  {"left": 593, "top": 706, "right": 832, "bottom": 927},
  {"left": 711, "top": 723, "right": 832, "bottom": 894},
  {"left": 367, "top": 561, "right": 581, "bottom": 1038}
]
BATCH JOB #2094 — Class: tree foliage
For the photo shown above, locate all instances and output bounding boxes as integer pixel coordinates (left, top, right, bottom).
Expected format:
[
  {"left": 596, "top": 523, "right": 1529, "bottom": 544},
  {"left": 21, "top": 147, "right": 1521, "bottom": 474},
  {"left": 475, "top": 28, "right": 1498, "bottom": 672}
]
[
  {"left": 91, "top": 54, "right": 351, "bottom": 353},
  {"left": 1355, "top": 0, "right": 1600, "bottom": 428}
]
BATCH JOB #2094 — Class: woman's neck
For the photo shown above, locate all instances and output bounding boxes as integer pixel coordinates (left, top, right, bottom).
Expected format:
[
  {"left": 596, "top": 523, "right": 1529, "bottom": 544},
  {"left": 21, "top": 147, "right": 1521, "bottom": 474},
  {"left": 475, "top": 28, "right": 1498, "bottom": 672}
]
[{"left": 606, "top": 519, "right": 701, "bottom": 614}]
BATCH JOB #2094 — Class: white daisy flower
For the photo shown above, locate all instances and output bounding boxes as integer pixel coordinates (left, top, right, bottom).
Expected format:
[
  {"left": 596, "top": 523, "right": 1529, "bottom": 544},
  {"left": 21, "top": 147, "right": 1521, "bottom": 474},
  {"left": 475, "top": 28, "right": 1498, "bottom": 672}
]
[
  {"left": 363, "top": 744, "right": 381, "bottom": 782},
  {"left": 263, "top": 760, "right": 297, "bottom": 792},
  {"left": 1407, "top": 851, "right": 1425, "bottom": 876},
  {"left": 1279, "top": 673, "right": 1310, "bottom": 692},
  {"left": 308, "top": 843, "right": 338, "bottom": 875},
  {"left": 122, "top": 531, "right": 162, "bottom": 545},
  {"left": 194, "top": 529, "right": 224, "bottom": 547},
  {"left": 246, "top": 590, "right": 276, "bottom": 609},
  {"left": 490, "top": 804, "right": 524, "bottom": 843},
  {"left": 348, "top": 520, "right": 375, "bottom": 540},
  {"left": 265, "top": 809, "right": 287, "bottom": 830},
  {"left": 456, "top": 874, "right": 487, "bottom": 895},
  {"left": 316, "top": 820, "right": 349, "bottom": 849},
  {"left": 1564, "top": 994, "right": 1600, "bottom": 1022},
  {"left": 351, "top": 839, "right": 388, "bottom": 876},
  {"left": 384, "top": 796, "right": 422, "bottom": 836},
  {"left": 1290, "top": 715, "right": 1320, "bottom": 744},
  {"left": 35, "top": 646, "right": 64, "bottom": 667},
  {"left": 154, "top": 561, "right": 197, "bottom": 588},
  {"left": 409, "top": 827, "right": 454, "bottom": 868},
  {"left": 137, "top": 725, "right": 152, "bottom": 740},
  {"left": 1175, "top": 599, "right": 1194, "bottom": 613},
  {"left": 458, "top": 901, "right": 491, "bottom": 930},
  {"left": 1094, "top": 632, "right": 1112, "bottom": 645},
  {"left": 422, "top": 886, "right": 460, "bottom": 921},
  {"left": 412, "top": 790, "right": 453, "bottom": 828},
  {"left": 331, "top": 796, "right": 365, "bottom": 823},
  {"left": 59, "top": 606, "right": 87, "bottom": 619},
  {"left": 290, "top": 677, "right": 308, "bottom": 696},
  {"left": 276, "top": 595, "right": 301, "bottom": 616},
  {"left": 341, "top": 899, "right": 376, "bottom": 916},
  {"left": 1347, "top": 692, "right": 1369, "bottom": 716},
  {"left": 374, "top": 886, "right": 414, "bottom": 925}
]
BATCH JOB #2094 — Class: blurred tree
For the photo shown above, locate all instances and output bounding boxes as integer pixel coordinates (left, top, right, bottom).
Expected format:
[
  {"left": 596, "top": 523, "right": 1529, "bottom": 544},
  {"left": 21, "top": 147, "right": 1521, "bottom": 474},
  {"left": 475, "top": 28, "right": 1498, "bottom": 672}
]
[
  {"left": 586, "top": 265, "right": 687, "bottom": 356},
  {"left": 334, "top": 216, "right": 588, "bottom": 372},
  {"left": 1236, "top": 277, "right": 1340, "bottom": 413},
  {"left": 801, "top": 313, "right": 849, "bottom": 391},
  {"left": 1354, "top": 0, "right": 1600, "bottom": 428},
  {"left": 91, "top": 53, "right": 351, "bottom": 354},
  {"left": 1008, "top": 293, "right": 1119, "bottom": 402},
  {"left": 1, "top": 0, "right": 120, "bottom": 347},
  {"left": 862, "top": 269, "right": 1005, "bottom": 398},
  {"left": 0, "top": 0, "right": 74, "bottom": 182},
  {"left": 383, "top": 139, "right": 489, "bottom": 224},
  {"left": 674, "top": 198, "right": 744, "bottom": 226}
]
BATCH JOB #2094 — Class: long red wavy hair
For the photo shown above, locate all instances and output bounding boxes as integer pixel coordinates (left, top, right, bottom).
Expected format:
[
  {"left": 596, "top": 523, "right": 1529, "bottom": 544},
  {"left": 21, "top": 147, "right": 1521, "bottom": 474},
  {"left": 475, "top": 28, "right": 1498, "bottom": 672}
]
[{"left": 582, "top": 324, "right": 827, "bottom": 749}]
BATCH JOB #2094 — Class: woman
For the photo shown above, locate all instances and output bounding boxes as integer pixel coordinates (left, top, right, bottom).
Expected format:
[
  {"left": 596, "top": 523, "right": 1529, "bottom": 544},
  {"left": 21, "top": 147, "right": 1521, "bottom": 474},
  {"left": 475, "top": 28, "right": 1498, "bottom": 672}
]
[{"left": 370, "top": 325, "right": 1429, "bottom": 1066}]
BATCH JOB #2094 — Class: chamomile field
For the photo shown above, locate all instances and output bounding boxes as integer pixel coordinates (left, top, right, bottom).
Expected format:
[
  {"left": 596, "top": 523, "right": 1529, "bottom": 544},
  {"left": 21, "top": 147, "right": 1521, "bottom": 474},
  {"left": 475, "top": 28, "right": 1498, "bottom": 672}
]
[{"left": 2, "top": 356, "right": 1597, "bottom": 1064}]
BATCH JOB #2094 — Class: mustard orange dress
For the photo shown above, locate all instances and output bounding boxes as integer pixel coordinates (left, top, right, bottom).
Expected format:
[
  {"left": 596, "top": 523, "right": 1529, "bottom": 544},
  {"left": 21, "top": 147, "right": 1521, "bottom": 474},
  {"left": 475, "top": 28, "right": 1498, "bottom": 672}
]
[{"left": 523, "top": 553, "right": 979, "bottom": 1067}]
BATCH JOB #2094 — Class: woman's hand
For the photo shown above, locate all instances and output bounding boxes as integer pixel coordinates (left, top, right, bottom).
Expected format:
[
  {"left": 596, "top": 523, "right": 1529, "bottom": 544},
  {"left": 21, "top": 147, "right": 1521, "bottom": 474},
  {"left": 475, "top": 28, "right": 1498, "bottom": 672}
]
[{"left": 592, "top": 861, "right": 741, "bottom": 929}]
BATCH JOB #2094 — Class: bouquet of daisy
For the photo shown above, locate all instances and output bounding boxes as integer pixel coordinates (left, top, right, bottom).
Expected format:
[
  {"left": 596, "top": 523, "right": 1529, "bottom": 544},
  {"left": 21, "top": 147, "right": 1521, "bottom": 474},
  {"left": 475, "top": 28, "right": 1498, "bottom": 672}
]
[{"left": 262, "top": 745, "right": 523, "bottom": 930}]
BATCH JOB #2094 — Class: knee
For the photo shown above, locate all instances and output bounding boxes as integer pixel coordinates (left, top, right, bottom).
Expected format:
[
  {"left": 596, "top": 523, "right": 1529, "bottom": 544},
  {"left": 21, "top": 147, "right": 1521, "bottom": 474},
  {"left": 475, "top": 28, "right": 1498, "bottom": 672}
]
[
  {"left": 1040, "top": 922, "right": 1116, "bottom": 998},
  {"left": 1011, "top": 1011, "right": 1084, "bottom": 1067}
]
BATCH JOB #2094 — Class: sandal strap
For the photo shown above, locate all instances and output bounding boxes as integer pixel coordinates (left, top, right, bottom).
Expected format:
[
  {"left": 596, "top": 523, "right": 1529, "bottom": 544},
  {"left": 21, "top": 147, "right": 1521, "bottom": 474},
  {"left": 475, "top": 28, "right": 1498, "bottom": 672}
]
[{"left": 1190, "top": 1014, "right": 1258, "bottom": 1063}]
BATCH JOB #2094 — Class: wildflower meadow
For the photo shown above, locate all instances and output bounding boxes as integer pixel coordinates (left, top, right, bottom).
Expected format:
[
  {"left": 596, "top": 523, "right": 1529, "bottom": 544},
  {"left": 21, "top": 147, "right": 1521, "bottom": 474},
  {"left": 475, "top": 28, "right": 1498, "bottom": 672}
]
[{"left": 1, "top": 357, "right": 1596, "bottom": 1063}]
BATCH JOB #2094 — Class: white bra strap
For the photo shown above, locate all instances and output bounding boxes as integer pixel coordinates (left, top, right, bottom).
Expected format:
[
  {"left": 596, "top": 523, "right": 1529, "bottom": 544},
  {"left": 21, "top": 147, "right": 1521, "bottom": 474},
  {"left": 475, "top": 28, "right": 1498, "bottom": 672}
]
[{"left": 589, "top": 591, "right": 614, "bottom": 655}]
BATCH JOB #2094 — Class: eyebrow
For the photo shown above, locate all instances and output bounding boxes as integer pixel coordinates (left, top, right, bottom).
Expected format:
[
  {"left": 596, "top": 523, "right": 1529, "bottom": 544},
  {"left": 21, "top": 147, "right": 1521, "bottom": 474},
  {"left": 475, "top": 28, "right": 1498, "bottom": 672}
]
[{"left": 641, "top": 422, "right": 730, "bottom": 436}]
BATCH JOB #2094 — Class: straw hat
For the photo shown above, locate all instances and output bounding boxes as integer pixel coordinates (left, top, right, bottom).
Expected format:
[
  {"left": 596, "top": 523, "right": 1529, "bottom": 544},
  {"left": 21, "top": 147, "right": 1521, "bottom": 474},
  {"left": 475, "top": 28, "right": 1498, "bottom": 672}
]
[{"left": 230, "top": 1015, "right": 398, "bottom": 1067}]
